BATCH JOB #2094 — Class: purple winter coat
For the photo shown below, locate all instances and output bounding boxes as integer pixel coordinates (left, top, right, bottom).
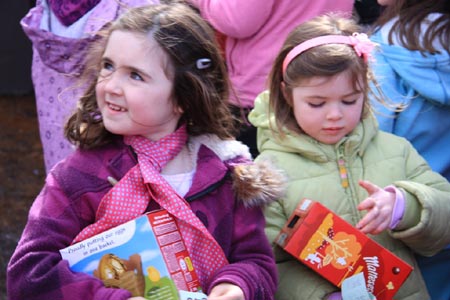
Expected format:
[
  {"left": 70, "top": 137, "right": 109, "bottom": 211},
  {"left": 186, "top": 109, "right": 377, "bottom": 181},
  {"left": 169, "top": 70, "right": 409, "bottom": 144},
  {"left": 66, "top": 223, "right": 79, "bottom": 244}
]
[{"left": 7, "top": 136, "right": 279, "bottom": 300}]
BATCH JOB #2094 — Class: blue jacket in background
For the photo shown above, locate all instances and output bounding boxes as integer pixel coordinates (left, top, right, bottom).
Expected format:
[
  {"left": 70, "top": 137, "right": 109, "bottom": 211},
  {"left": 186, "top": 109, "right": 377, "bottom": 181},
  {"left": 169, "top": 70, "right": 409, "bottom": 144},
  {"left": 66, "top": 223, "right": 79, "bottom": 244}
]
[
  {"left": 369, "top": 21, "right": 450, "bottom": 300},
  {"left": 369, "top": 28, "right": 450, "bottom": 182}
]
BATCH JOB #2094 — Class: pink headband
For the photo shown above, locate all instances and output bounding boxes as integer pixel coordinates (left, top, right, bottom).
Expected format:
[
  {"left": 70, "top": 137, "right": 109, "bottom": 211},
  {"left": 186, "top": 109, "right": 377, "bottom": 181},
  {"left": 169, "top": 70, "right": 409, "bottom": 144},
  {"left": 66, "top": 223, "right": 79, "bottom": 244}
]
[{"left": 282, "top": 33, "right": 375, "bottom": 74}]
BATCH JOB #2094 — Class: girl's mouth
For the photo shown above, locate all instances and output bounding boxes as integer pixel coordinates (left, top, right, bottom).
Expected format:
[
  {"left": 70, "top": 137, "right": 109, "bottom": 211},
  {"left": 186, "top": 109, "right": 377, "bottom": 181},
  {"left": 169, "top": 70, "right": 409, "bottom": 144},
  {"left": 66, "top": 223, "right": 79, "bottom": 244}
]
[
  {"left": 107, "top": 102, "right": 127, "bottom": 112},
  {"left": 323, "top": 127, "right": 343, "bottom": 133}
]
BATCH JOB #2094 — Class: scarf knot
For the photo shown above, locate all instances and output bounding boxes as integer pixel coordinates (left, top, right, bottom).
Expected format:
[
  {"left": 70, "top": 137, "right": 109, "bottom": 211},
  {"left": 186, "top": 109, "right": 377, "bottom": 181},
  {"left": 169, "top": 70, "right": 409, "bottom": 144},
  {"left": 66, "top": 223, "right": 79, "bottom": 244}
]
[{"left": 124, "top": 127, "right": 188, "bottom": 183}]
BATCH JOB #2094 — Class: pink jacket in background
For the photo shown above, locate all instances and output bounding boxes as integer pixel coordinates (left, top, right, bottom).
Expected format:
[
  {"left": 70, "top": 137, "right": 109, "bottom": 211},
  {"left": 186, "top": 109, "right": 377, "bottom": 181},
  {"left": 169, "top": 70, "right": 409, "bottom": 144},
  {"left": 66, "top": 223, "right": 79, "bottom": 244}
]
[{"left": 187, "top": 0, "right": 354, "bottom": 108}]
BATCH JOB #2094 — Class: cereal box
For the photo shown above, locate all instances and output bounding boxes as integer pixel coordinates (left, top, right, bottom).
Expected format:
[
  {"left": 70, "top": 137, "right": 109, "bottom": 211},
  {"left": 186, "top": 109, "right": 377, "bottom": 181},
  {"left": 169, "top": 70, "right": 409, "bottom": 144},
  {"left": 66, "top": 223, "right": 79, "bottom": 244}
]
[
  {"left": 275, "top": 199, "right": 413, "bottom": 300},
  {"left": 60, "top": 210, "right": 205, "bottom": 300}
]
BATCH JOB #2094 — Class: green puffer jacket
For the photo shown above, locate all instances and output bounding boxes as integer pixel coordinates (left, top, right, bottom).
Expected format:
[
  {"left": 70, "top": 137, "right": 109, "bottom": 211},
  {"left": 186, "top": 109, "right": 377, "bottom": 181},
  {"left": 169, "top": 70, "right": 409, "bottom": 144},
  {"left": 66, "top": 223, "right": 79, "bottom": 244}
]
[{"left": 249, "top": 91, "right": 450, "bottom": 300}]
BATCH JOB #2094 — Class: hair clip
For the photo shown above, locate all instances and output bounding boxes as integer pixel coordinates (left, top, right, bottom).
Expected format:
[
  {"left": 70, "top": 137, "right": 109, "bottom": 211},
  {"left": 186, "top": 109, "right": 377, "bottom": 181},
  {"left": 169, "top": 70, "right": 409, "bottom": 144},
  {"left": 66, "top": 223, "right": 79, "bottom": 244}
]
[
  {"left": 196, "top": 58, "right": 212, "bottom": 70},
  {"left": 91, "top": 111, "right": 102, "bottom": 121},
  {"left": 347, "top": 33, "right": 375, "bottom": 63}
]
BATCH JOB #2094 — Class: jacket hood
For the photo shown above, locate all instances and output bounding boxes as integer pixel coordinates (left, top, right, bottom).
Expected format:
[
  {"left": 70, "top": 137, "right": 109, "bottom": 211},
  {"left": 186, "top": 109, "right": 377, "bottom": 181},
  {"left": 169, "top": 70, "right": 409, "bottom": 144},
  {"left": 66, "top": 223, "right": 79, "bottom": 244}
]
[
  {"left": 371, "top": 30, "right": 450, "bottom": 104},
  {"left": 189, "top": 134, "right": 286, "bottom": 208},
  {"left": 248, "top": 90, "right": 378, "bottom": 162}
]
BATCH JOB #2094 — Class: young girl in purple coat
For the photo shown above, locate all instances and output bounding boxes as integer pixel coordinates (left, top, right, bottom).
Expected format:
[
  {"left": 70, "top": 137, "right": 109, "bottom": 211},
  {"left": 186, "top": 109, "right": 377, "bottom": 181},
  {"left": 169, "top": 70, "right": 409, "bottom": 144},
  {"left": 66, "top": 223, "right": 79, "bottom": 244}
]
[{"left": 8, "top": 3, "right": 282, "bottom": 300}]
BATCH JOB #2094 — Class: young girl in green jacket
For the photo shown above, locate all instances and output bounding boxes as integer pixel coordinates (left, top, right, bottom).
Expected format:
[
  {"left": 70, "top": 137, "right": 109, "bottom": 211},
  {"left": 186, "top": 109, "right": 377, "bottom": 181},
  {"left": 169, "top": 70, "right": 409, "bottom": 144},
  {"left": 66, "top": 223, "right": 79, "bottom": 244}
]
[{"left": 249, "top": 14, "right": 450, "bottom": 300}]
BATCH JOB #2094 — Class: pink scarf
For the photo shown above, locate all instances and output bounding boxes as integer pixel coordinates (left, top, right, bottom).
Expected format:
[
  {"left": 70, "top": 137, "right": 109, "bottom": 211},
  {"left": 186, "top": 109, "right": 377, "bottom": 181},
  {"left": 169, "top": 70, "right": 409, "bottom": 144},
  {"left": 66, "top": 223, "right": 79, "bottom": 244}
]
[{"left": 73, "top": 125, "right": 228, "bottom": 285}]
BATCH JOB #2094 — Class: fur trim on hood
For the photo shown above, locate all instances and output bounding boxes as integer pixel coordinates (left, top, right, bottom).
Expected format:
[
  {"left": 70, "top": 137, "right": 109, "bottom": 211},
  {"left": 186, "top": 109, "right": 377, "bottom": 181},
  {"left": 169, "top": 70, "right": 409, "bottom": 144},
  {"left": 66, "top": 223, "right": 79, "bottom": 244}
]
[
  {"left": 189, "top": 134, "right": 286, "bottom": 208},
  {"left": 232, "top": 159, "right": 286, "bottom": 208},
  {"left": 189, "top": 134, "right": 252, "bottom": 161}
]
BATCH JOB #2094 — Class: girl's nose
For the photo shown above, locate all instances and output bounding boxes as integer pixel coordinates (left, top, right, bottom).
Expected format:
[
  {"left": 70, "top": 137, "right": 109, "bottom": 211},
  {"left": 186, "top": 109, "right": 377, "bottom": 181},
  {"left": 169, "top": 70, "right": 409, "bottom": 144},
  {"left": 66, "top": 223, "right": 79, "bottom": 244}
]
[
  {"left": 327, "top": 103, "right": 343, "bottom": 120},
  {"left": 102, "top": 72, "right": 123, "bottom": 95}
]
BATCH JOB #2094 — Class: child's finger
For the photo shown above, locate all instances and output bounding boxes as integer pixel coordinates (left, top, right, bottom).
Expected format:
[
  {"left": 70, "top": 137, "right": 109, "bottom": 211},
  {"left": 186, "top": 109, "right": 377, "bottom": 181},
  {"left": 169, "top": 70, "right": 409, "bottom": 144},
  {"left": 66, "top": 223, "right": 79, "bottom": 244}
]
[
  {"left": 357, "top": 217, "right": 374, "bottom": 233},
  {"left": 356, "top": 198, "right": 375, "bottom": 230},
  {"left": 358, "top": 213, "right": 383, "bottom": 234},
  {"left": 372, "top": 221, "right": 390, "bottom": 235},
  {"left": 359, "top": 216, "right": 390, "bottom": 235},
  {"left": 357, "top": 197, "right": 375, "bottom": 211},
  {"left": 359, "top": 180, "right": 381, "bottom": 195}
]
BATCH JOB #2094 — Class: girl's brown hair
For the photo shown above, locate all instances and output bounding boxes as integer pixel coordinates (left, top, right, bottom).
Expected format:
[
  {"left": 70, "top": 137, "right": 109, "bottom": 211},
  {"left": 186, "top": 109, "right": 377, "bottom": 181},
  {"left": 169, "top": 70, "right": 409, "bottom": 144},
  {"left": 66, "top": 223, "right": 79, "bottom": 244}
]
[
  {"left": 65, "top": 3, "right": 236, "bottom": 149},
  {"left": 373, "top": 0, "right": 450, "bottom": 54},
  {"left": 268, "top": 14, "right": 374, "bottom": 136}
]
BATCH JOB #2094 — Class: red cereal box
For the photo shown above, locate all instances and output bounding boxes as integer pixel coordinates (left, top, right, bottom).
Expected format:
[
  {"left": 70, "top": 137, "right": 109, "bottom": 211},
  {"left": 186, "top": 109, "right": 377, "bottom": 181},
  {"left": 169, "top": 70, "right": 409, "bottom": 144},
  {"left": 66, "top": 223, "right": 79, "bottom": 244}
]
[{"left": 275, "top": 199, "right": 413, "bottom": 300}]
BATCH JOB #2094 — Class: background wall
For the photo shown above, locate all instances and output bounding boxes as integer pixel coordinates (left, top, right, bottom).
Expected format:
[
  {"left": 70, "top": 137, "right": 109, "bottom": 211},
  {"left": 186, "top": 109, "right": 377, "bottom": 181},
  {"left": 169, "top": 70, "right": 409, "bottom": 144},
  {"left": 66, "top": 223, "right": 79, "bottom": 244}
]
[
  {"left": 0, "top": 0, "right": 34, "bottom": 95},
  {"left": 0, "top": 1, "right": 45, "bottom": 300}
]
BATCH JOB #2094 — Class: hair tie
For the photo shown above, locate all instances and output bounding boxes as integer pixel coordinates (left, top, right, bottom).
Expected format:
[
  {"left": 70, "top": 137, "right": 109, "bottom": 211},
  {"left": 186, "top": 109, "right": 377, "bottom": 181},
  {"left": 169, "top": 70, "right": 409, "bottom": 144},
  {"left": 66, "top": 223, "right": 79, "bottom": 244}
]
[
  {"left": 282, "top": 32, "right": 376, "bottom": 74},
  {"left": 196, "top": 58, "right": 212, "bottom": 70}
]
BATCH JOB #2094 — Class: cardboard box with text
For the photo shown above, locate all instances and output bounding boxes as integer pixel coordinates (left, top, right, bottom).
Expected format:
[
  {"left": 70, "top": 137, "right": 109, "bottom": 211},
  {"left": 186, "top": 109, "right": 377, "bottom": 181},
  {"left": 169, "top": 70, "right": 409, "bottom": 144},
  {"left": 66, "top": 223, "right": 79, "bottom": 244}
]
[
  {"left": 275, "top": 199, "right": 413, "bottom": 300},
  {"left": 60, "top": 210, "right": 204, "bottom": 300}
]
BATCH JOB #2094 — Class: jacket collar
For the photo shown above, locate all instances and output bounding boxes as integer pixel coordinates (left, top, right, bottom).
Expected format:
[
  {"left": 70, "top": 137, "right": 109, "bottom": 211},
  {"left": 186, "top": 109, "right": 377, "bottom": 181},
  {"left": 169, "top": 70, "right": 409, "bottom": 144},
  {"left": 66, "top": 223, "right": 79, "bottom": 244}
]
[
  {"left": 104, "top": 135, "right": 283, "bottom": 208},
  {"left": 275, "top": 116, "right": 378, "bottom": 162},
  {"left": 186, "top": 145, "right": 229, "bottom": 200}
]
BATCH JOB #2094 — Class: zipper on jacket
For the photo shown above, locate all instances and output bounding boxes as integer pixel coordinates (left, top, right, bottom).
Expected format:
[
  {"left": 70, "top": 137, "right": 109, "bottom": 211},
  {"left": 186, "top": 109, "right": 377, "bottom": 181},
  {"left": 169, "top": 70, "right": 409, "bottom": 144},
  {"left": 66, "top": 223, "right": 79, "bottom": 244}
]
[
  {"left": 337, "top": 146, "right": 363, "bottom": 224},
  {"left": 185, "top": 172, "right": 231, "bottom": 202},
  {"left": 337, "top": 151, "right": 349, "bottom": 189}
]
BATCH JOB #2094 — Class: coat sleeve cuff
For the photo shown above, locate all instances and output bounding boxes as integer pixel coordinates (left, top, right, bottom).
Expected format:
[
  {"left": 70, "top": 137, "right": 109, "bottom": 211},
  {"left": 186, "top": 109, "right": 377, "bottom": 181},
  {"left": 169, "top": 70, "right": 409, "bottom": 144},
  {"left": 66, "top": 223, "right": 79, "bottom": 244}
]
[{"left": 384, "top": 185, "right": 406, "bottom": 229}]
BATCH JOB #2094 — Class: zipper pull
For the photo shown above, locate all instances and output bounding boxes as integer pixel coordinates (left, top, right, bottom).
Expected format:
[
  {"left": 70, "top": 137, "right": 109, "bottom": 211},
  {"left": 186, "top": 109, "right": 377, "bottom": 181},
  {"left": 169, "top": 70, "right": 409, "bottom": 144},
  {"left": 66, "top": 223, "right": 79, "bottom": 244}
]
[
  {"left": 338, "top": 158, "right": 349, "bottom": 188},
  {"left": 107, "top": 176, "right": 118, "bottom": 186}
]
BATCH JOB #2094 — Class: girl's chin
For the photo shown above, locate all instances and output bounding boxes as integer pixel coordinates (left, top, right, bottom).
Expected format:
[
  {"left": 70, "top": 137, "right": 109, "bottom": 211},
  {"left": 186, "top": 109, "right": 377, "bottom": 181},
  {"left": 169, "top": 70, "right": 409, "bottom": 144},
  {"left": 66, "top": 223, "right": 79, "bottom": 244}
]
[
  {"left": 317, "top": 136, "right": 343, "bottom": 145},
  {"left": 102, "top": 120, "right": 126, "bottom": 135}
]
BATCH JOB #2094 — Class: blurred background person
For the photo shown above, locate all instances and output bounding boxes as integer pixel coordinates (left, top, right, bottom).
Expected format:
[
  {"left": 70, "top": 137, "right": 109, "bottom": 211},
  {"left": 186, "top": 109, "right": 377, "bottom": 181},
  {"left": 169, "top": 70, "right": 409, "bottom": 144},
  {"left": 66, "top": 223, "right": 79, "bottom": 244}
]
[
  {"left": 369, "top": 1, "right": 450, "bottom": 299},
  {"left": 21, "top": 0, "right": 160, "bottom": 173},
  {"left": 184, "top": 0, "right": 354, "bottom": 158}
]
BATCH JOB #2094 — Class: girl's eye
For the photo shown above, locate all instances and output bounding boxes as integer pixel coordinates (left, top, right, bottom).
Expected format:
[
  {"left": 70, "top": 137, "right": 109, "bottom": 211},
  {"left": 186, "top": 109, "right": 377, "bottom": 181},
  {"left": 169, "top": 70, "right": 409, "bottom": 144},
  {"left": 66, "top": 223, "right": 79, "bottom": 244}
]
[
  {"left": 130, "top": 71, "right": 144, "bottom": 81},
  {"left": 103, "top": 61, "right": 113, "bottom": 70},
  {"left": 342, "top": 99, "right": 358, "bottom": 105},
  {"left": 308, "top": 102, "right": 325, "bottom": 108},
  {"left": 99, "top": 61, "right": 114, "bottom": 77}
]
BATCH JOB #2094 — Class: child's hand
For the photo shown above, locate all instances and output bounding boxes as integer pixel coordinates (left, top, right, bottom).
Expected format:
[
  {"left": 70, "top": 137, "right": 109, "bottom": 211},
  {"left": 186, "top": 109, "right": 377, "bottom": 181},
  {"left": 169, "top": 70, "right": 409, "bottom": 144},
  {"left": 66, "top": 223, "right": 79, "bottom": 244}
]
[
  {"left": 208, "top": 282, "right": 244, "bottom": 300},
  {"left": 356, "top": 180, "right": 396, "bottom": 235},
  {"left": 127, "top": 297, "right": 146, "bottom": 300}
]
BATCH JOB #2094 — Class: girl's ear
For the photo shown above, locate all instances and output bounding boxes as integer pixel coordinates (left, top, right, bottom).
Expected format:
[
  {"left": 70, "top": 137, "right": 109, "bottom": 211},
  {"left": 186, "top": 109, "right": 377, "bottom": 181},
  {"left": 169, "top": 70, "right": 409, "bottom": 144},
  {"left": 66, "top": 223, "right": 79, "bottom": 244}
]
[
  {"left": 174, "top": 105, "right": 184, "bottom": 114},
  {"left": 172, "top": 94, "right": 184, "bottom": 114},
  {"left": 281, "top": 81, "right": 292, "bottom": 106}
]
